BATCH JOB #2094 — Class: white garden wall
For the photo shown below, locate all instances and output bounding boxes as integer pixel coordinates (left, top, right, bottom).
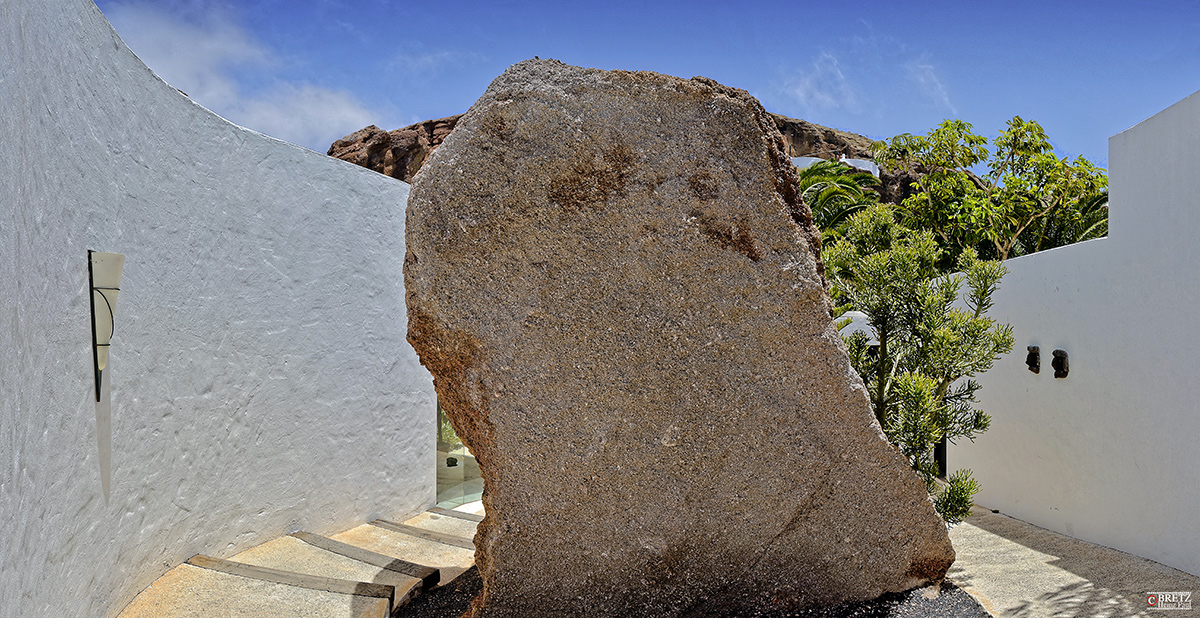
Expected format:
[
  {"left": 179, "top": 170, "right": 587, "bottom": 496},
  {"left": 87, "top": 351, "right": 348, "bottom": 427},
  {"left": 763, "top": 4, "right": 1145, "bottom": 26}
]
[
  {"left": 0, "top": 2, "right": 436, "bottom": 617},
  {"left": 950, "top": 90, "right": 1200, "bottom": 577}
]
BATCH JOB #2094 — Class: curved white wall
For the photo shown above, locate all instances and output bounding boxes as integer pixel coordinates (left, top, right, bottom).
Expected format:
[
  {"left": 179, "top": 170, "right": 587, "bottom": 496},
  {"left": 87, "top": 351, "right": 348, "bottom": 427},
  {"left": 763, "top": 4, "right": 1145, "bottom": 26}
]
[
  {"left": 950, "top": 90, "right": 1200, "bottom": 577},
  {"left": 0, "top": 2, "right": 436, "bottom": 617}
]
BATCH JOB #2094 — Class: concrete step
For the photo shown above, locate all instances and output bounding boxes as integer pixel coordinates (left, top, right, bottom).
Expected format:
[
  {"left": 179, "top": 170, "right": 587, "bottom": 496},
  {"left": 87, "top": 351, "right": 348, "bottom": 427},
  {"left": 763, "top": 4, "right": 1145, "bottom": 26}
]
[
  {"left": 116, "top": 509, "right": 478, "bottom": 617},
  {"left": 332, "top": 521, "right": 477, "bottom": 585},
  {"left": 449, "top": 500, "right": 486, "bottom": 517},
  {"left": 381, "top": 513, "right": 479, "bottom": 545},
  {"left": 292, "top": 531, "right": 441, "bottom": 589},
  {"left": 429, "top": 506, "right": 485, "bottom": 523},
  {"left": 117, "top": 558, "right": 392, "bottom": 618},
  {"left": 227, "top": 534, "right": 426, "bottom": 609}
]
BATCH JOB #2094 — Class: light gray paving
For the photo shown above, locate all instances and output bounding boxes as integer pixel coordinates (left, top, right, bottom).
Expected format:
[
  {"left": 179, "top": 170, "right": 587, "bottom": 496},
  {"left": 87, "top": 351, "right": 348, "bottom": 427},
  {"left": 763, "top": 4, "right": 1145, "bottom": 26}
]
[{"left": 950, "top": 505, "right": 1200, "bottom": 617}]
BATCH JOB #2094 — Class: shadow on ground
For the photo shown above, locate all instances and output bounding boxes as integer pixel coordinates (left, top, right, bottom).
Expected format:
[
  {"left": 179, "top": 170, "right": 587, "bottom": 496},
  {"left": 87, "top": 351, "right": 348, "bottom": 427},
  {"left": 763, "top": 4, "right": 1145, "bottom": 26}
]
[
  {"left": 394, "top": 568, "right": 988, "bottom": 618},
  {"left": 949, "top": 505, "right": 1200, "bottom": 617}
]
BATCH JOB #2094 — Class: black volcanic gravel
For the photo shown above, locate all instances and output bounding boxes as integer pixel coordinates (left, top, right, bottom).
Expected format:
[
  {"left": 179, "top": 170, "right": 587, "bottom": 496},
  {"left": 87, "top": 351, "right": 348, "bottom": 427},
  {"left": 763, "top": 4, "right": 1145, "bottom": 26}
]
[
  {"left": 394, "top": 569, "right": 990, "bottom": 618},
  {"left": 395, "top": 568, "right": 484, "bottom": 618},
  {"left": 747, "top": 580, "right": 990, "bottom": 618}
]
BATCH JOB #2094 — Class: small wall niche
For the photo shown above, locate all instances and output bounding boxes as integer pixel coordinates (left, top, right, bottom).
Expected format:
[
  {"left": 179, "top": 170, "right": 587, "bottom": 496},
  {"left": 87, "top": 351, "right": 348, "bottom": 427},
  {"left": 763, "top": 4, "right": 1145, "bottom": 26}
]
[{"left": 1052, "top": 349, "right": 1069, "bottom": 379}]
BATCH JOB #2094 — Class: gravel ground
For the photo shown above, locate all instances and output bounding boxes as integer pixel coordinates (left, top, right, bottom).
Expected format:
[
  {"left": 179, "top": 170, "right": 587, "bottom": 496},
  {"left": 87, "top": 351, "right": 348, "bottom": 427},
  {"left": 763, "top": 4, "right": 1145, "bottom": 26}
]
[
  {"left": 749, "top": 581, "right": 989, "bottom": 618},
  {"left": 395, "top": 568, "right": 483, "bottom": 618},
  {"left": 395, "top": 569, "right": 990, "bottom": 618}
]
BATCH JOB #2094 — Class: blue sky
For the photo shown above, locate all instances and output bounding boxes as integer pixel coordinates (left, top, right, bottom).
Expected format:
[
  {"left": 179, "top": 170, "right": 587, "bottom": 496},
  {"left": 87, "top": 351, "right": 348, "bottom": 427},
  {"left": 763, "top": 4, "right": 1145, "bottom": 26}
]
[{"left": 96, "top": 0, "right": 1200, "bottom": 167}]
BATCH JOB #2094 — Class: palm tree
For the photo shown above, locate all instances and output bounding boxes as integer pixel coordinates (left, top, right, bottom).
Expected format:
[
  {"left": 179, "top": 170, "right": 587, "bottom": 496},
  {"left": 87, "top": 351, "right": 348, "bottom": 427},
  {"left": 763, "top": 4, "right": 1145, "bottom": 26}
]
[
  {"left": 796, "top": 159, "right": 881, "bottom": 240},
  {"left": 1026, "top": 190, "right": 1109, "bottom": 254}
]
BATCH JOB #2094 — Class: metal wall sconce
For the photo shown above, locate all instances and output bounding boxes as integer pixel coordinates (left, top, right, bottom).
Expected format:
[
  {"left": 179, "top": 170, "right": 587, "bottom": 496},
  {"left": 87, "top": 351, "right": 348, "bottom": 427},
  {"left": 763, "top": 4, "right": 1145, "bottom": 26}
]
[
  {"left": 1052, "top": 349, "right": 1069, "bottom": 379},
  {"left": 88, "top": 251, "right": 125, "bottom": 401},
  {"left": 1025, "top": 346, "right": 1040, "bottom": 374}
]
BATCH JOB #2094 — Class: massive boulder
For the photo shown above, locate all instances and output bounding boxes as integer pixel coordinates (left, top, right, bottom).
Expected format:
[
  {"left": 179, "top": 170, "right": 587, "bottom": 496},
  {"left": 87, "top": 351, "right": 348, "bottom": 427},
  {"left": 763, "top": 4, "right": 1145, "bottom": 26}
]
[{"left": 404, "top": 59, "right": 954, "bottom": 618}]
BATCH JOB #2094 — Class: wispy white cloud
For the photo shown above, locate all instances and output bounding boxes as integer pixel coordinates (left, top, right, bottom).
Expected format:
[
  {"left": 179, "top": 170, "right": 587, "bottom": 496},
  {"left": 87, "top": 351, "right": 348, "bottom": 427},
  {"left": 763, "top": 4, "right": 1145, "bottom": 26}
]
[
  {"left": 768, "top": 30, "right": 959, "bottom": 134},
  {"left": 104, "top": 2, "right": 268, "bottom": 107},
  {"left": 386, "top": 44, "right": 486, "bottom": 77},
  {"left": 102, "top": 2, "right": 383, "bottom": 151},
  {"left": 780, "top": 52, "right": 860, "bottom": 115},
  {"left": 390, "top": 51, "right": 461, "bottom": 74},
  {"left": 907, "top": 63, "right": 957, "bottom": 115},
  {"left": 235, "top": 83, "right": 377, "bottom": 150}
]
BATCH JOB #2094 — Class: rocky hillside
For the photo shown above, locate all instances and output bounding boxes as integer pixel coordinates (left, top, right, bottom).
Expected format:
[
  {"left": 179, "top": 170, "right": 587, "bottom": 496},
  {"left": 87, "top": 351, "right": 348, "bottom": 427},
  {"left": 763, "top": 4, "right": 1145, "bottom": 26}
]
[
  {"left": 327, "top": 115, "right": 460, "bottom": 185},
  {"left": 769, "top": 114, "right": 873, "bottom": 160},
  {"left": 328, "top": 112, "right": 916, "bottom": 203}
]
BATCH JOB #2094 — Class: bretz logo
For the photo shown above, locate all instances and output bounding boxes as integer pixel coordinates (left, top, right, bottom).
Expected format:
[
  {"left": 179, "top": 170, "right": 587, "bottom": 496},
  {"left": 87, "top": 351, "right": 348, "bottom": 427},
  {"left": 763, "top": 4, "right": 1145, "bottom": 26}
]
[{"left": 1147, "top": 591, "right": 1192, "bottom": 610}]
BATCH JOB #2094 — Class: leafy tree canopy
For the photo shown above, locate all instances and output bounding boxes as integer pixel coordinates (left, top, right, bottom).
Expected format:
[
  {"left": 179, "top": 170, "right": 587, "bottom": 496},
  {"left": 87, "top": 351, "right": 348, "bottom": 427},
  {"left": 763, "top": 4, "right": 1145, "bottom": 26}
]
[{"left": 873, "top": 116, "right": 1108, "bottom": 265}]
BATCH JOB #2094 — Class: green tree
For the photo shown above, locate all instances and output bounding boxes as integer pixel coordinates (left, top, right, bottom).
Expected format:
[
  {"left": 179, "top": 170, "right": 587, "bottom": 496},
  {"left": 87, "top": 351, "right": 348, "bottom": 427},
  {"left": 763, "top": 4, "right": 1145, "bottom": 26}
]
[
  {"left": 823, "top": 204, "right": 1014, "bottom": 523},
  {"left": 796, "top": 159, "right": 880, "bottom": 242},
  {"left": 1027, "top": 189, "right": 1109, "bottom": 252},
  {"left": 874, "top": 117, "right": 1108, "bottom": 264},
  {"left": 437, "top": 404, "right": 462, "bottom": 448}
]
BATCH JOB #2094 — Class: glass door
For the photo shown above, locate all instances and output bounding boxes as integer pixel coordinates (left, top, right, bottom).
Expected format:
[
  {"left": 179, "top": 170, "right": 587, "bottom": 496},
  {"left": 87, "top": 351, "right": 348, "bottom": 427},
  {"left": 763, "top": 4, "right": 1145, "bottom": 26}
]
[{"left": 436, "top": 401, "right": 483, "bottom": 509}]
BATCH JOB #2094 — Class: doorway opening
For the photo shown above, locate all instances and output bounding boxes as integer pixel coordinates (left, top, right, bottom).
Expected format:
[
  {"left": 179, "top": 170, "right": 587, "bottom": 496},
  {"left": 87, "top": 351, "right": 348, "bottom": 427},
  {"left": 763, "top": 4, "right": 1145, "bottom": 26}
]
[{"left": 436, "top": 402, "right": 482, "bottom": 509}]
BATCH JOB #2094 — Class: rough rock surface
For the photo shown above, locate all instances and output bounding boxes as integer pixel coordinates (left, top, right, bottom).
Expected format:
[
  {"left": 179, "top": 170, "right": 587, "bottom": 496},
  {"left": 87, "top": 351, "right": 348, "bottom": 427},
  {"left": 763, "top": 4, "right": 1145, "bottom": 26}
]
[
  {"left": 769, "top": 114, "right": 875, "bottom": 160},
  {"left": 404, "top": 58, "right": 955, "bottom": 618},
  {"left": 327, "top": 115, "right": 461, "bottom": 183},
  {"left": 877, "top": 165, "right": 924, "bottom": 206}
]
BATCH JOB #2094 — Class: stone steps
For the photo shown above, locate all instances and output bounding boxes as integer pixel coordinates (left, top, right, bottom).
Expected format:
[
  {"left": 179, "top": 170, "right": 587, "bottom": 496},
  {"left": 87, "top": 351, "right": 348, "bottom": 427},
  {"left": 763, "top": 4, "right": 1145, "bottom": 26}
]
[
  {"left": 116, "top": 508, "right": 480, "bottom": 618},
  {"left": 428, "top": 506, "right": 485, "bottom": 522},
  {"left": 331, "top": 521, "right": 479, "bottom": 586}
]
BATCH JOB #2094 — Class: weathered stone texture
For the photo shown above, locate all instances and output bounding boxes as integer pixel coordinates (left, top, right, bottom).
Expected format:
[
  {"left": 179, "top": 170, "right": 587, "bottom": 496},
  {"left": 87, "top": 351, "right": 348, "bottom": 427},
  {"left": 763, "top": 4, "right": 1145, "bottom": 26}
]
[
  {"left": 770, "top": 113, "right": 875, "bottom": 160},
  {"left": 327, "top": 115, "right": 460, "bottom": 183},
  {"left": 405, "top": 58, "right": 953, "bottom": 618}
]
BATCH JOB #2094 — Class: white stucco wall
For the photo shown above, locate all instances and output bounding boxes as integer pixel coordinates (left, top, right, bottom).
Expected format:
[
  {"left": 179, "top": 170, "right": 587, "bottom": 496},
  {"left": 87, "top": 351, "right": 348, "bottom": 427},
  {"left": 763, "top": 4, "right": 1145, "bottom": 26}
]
[
  {"left": 0, "top": 2, "right": 436, "bottom": 617},
  {"left": 950, "top": 90, "right": 1200, "bottom": 577}
]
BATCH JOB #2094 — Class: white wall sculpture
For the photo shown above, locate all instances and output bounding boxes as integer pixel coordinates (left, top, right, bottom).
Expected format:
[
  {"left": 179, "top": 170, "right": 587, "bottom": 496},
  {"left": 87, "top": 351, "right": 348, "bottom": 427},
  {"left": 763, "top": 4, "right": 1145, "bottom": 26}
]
[{"left": 0, "top": 1, "right": 436, "bottom": 616}]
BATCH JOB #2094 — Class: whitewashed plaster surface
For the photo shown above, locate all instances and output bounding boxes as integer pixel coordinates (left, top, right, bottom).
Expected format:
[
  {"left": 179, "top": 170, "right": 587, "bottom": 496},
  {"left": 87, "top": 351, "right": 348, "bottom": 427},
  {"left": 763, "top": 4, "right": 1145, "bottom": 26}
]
[
  {"left": 0, "top": 1, "right": 436, "bottom": 616},
  {"left": 950, "top": 90, "right": 1200, "bottom": 577}
]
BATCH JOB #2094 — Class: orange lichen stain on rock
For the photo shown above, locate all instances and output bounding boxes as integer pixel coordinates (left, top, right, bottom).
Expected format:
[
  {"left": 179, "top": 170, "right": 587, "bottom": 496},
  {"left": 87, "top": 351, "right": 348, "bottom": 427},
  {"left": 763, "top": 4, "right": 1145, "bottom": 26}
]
[
  {"left": 687, "top": 171, "right": 720, "bottom": 201},
  {"left": 695, "top": 212, "right": 762, "bottom": 262},
  {"left": 405, "top": 307, "right": 494, "bottom": 465},
  {"left": 479, "top": 110, "right": 509, "bottom": 140},
  {"left": 905, "top": 556, "right": 954, "bottom": 582},
  {"left": 548, "top": 142, "right": 636, "bottom": 210}
]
